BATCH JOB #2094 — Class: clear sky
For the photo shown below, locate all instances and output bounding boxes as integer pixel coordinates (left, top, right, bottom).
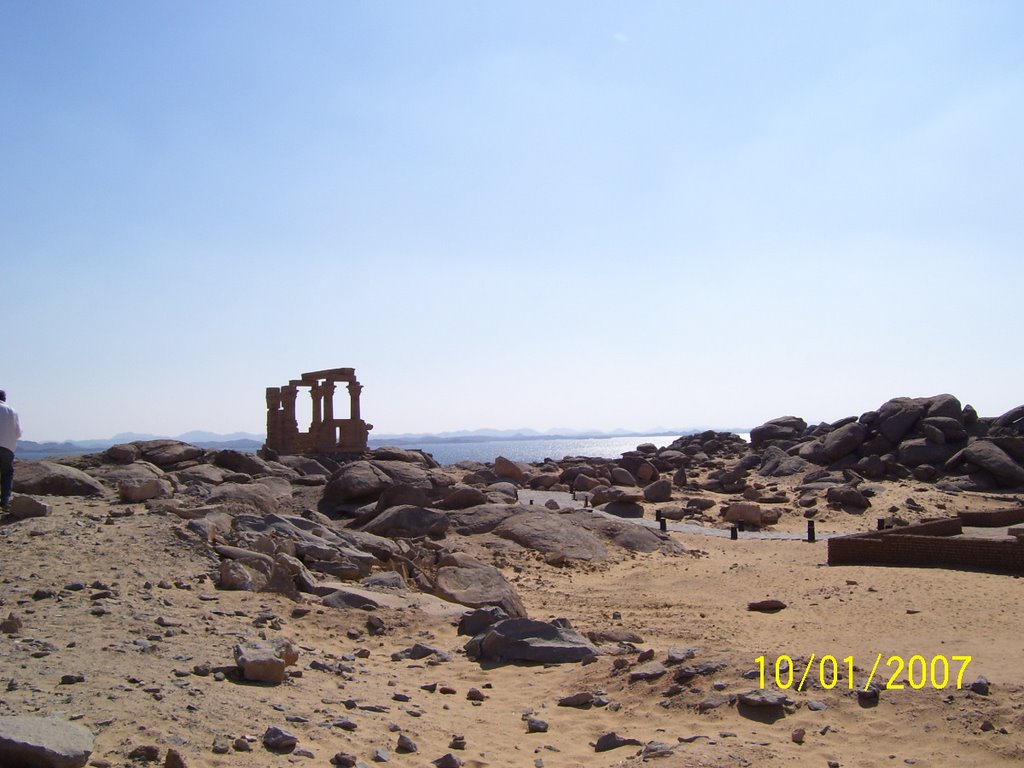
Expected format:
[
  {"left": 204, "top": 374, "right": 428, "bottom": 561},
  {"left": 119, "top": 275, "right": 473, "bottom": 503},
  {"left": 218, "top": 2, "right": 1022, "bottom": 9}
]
[{"left": 2, "top": 1, "right": 1022, "bottom": 442}]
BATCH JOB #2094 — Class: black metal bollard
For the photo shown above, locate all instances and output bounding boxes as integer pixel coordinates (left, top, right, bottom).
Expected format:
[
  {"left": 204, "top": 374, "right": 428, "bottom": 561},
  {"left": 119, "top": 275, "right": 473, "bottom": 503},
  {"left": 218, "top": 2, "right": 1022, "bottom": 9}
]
[
  {"left": 730, "top": 525, "right": 738, "bottom": 540},
  {"left": 877, "top": 518, "right": 885, "bottom": 530},
  {"left": 807, "top": 520, "right": 816, "bottom": 543},
  {"left": 529, "top": 499, "right": 534, "bottom": 505},
  {"left": 659, "top": 518, "right": 667, "bottom": 532},
  {"left": 737, "top": 520, "right": 746, "bottom": 532},
  {"left": 655, "top": 509, "right": 663, "bottom": 522}
]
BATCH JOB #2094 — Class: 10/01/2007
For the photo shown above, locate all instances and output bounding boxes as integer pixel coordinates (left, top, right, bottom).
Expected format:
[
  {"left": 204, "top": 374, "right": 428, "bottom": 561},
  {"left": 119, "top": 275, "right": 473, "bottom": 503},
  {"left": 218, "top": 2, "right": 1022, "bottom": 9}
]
[{"left": 755, "top": 654, "right": 973, "bottom": 691}]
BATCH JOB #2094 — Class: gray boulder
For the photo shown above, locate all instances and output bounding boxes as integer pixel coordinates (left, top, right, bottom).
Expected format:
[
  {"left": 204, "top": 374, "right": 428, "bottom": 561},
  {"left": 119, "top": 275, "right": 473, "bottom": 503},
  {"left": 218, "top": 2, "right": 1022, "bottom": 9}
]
[
  {"left": 360, "top": 505, "right": 449, "bottom": 539},
  {"left": 446, "top": 503, "right": 524, "bottom": 535},
  {"left": 0, "top": 715, "right": 94, "bottom": 768},
  {"left": 135, "top": 440, "right": 205, "bottom": 468},
  {"left": 750, "top": 416, "right": 807, "bottom": 447},
  {"left": 492, "top": 512, "right": 608, "bottom": 561},
  {"left": 642, "top": 479, "right": 672, "bottom": 502},
  {"left": 8, "top": 495, "right": 52, "bottom": 519},
  {"left": 117, "top": 477, "right": 173, "bottom": 503},
  {"left": 875, "top": 397, "right": 928, "bottom": 443},
  {"left": 433, "top": 552, "right": 527, "bottom": 617},
  {"left": 464, "top": 617, "right": 598, "bottom": 663},
  {"left": 234, "top": 637, "right": 299, "bottom": 683},
  {"left": 435, "top": 486, "right": 488, "bottom": 510},
  {"left": 823, "top": 422, "right": 867, "bottom": 461},
  {"left": 13, "top": 461, "right": 106, "bottom": 497},
  {"left": 214, "top": 449, "right": 274, "bottom": 475},
  {"left": 947, "top": 441, "right": 1024, "bottom": 487}
]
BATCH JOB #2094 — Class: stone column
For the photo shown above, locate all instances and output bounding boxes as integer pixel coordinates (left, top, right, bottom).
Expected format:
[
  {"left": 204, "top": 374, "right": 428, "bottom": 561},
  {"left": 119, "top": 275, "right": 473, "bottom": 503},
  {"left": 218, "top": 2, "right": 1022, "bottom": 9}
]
[
  {"left": 310, "top": 384, "right": 323, "bottom": 431},
  {"left": 281, "top": 385, "right": 299, "bottom": 453},
  {"left": 322, "top": 381, "right": 336, "bottom": 448},
  {"left": 265, "top": 387, "right": 282, "bottom": 449},
  {"left": 348, "top": 382, "right": 363, "bottom": 421}
]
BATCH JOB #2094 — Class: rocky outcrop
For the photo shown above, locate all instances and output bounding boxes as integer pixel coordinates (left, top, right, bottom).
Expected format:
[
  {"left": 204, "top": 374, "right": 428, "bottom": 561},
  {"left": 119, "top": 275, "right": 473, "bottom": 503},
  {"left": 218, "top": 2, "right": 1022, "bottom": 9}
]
[
  {"left": 749, "top": 394, "right": 1024, "bottom": 490},
  {"left": 432, "top": 552, "right": 527, "bottom": 617}
]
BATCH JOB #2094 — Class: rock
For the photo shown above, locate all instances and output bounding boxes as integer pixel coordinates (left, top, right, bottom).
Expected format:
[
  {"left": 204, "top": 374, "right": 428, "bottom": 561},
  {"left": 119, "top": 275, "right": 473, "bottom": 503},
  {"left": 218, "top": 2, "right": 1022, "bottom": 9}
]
[
  {"left": 0, "top": 715, "right": 94, "bottom": 768},
  {"left": 433, "top": 552, "right": 527, "bottom": 617},
  {"left": 360, "top": 572, "right": 406, "bottom": 590},
  {"left": 446, "top": 503, "right": 523, "bottom": 535},
  {"left": 7, "top": 496, "right": 52, "bottom": 519},
  {"left": 826, "top": 486, "right": 870, "bottom": 510},
  {"left": 127, "top": 745, "right": 160, "bottom": 761},
  {"left": 629, "top": 662, "right": 668, "bottom": 682},
  {"left": 492, "top": 512, "right": 608, "bottom": 561},
  {"left": 747, "top": 599, "right": 787, "bottom": 612},
  {"left": 206, "top": 481, "right": 290, "bottom": 514},
  {"left": 233, "top": 638, "right": 299, "bottom": 683},
  {"left": 432, "top": 754, "right": 462, "bottom": 768},
  {"left": 372, "top": 746, "right": 390, "bottom": 762},
  {"left": 464, "top": 617, "right": 599, "bottom": 664},
  {"left": 724, "top": 502, "right": 780, "bottom": 528},
  {"left": 791, "top": 727, "right": 806, "bottom": 744},
  {"left": 558, "top": 691, "right": 595, "bottom": 708},
  {"left": 493, "top": 456, "right": 525, "bottom": 482},
  {"left": 1, "top": 613, "right": 23, "bottom": 634},
  {"left": 594, "top": 731, "right": 643, "bottom": 752},
  {"left": 213, "top": 450, "right": 273, "bottom": 475},
  {"left": 117, "top": 478, "right": 173, "bottom": 503},
  {"left": 457, "top": 607, "right": 509, "bottom": 637},
  {"left": 823, "top": 422, "right": 867, "bottom": 460},
  {"left": 610, "top": 467, "right": 637, "bottom": 486},
  {"left": 372, "top": 483, "right": 431, "bottom": 513},
  {"left": 750, "top": 416, "right": 807, "bottom": 447},
  {"left": 587, "top": 628, "right": 644, "bottom": 644},
  {"left": 322, "top": 589, "right": 381, "bottom": 611},
  {"left": 435, "top": 486, "right": 488, "bottom": 510},
  {"left": 600, "top": 501, "right": 644, "bottom": 518},
  {"left": 360, "top": 505, "right": 449, "bottom": 539},
  {"left": 970, "top": 676, "right": 990, "bottom": 695},
  {"left": 323, "top": 461, "right": 391, "bottom": 503},
  {"left": 643, "top": 479, "right": 672, "bottom": 502},
  {"left": 164, "top": 747, "right": 189, "bottom": 767},
  {"left": 525, "top": 718, "right": 548, "bottom": 733},
  {"left": 876, "top": 397, "right": 928, "bottom": 443},
  {"left": 262, "top": 726, "right": 297, "bottom": 752},
  {"left": 948, "top": 442, "right": 1024, "bottom": 487},
  {"left": 396, "top": 734, "right": 417, "bottom": 753},
  {"left": 170, "top": 464, "right": 231, "bottom": 485},
  {"left": 738, "top": 690, "right": 787, "bottom": 707},
  {"left": 13, "top": 461, "right": 106, "bottom": 497},
  {"left": 994, "top": 404, "right": 1024, "bottom": 429},
  {"left": 135, "top": 440, "right": 206, "bottom": 467},
  {"left": 898, "top": 439, "right": 953, "bottom": 467}
]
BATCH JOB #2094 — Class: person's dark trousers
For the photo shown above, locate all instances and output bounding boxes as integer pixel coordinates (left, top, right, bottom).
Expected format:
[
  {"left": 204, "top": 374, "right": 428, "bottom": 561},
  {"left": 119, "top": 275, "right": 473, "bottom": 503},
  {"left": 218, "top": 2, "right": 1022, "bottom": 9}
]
[{"left": 0, "top": 447, "right": 13, "bottom": 508}]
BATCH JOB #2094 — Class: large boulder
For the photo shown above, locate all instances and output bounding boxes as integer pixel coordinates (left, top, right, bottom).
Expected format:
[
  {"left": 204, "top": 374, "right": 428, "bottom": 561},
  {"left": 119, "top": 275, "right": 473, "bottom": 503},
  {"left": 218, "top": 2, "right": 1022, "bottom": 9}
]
[
  {"left": 13, "top": 461, "right": 106, "bottom": 497},
  {"left": 875, "top": 397, "right": 928, "bottom": 443},
  {"left": 233, "top": 638, "right": 299, "bottom": 683},
  {"left": 360, "top": 505, "right": 449, "bottom": 539},
  {"left": 433, "top": 552, "right": 527, "bottom": 617},
  {"left": 898, "top": 439, "right": 954, "bottom": 468},
  {"left": 435, "top": 486, "right": 488, "bottom": 510},
  {"left": 0, "top": 715, "right": 94, "bottom": 768},
  {"left": 492, "top": 512, "right": 609, "bottom": 561},
  {"left": 207, "top": 478, "right": 291, "bottom": 513},
  {"left": 995, "top": 404, "right": 1024, "bottom": 430},
  {"left": 822, "top": 422, "right": 867, "bottom": 461},
  {"left": 214, "top": 450, "right": 274, "bottom": 476},
  {"left": 643, "top": 479, "right": 673, "bottom": 502},
  {"left": 464, "top": 618, "right": 598, "bottom": 664},
  {"left": 117, "top": 477, "right": 174, "bottom": 503},
  {"left": 446, "top": 504, "right": 523, "bottom": 535},
  {"left": 323, "top": 460, "right": 432, "bottom": 504},
  {"left": 8, "top": 495, "right": 52, "bottom": 519},
  {"left": 749, "top": 417, "right": 807, "bottom": 447},
  {"left": 493, "top": 456, "right": 525, "bottom": 483},
  {"left": 724, "top": 502, "right": 780, "bottom": 528},
  {"left": 947, "top": 441, "right": 1024, "bottom": 487},
  {"left": 134, "top": 440, "right": 206, "bottom": 468},
  {"left": 86, "top": 461, "right": 165, "bottom": 485}
]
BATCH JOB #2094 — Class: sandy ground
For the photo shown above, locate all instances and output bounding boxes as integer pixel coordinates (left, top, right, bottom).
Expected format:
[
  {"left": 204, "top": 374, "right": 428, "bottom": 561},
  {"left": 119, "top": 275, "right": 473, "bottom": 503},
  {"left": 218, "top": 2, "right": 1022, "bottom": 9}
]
[{"left": 2, "top": 474, "right": 1024, "bottom": 768}]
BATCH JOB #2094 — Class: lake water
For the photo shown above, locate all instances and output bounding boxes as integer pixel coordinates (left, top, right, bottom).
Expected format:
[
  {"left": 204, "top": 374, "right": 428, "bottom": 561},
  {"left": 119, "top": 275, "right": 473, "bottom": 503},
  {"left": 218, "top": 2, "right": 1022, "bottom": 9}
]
[{"left": 369, "top": 433, "right": 749, "bottom": 466}]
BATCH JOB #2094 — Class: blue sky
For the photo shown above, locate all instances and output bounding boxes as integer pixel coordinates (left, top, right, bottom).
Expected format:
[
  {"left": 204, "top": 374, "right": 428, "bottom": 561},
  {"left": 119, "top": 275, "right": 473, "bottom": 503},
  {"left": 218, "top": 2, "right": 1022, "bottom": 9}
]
[{"left": 2, "top": 1, "right": 1022, "bottom": 441}]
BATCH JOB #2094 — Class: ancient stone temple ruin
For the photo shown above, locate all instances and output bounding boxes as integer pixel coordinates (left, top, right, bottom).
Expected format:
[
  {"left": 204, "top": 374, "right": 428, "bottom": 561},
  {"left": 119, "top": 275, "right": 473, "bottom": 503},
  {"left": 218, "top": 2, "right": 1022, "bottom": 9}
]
[{"left": 264, "top": 368, "right": 372, "bottom": 455}]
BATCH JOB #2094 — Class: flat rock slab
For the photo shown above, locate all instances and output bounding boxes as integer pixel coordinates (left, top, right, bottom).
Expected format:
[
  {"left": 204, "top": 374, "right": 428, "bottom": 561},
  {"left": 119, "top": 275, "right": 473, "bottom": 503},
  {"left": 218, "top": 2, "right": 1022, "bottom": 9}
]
[{"left": 0, "top": 715, "right": 94, "bottom": 768}]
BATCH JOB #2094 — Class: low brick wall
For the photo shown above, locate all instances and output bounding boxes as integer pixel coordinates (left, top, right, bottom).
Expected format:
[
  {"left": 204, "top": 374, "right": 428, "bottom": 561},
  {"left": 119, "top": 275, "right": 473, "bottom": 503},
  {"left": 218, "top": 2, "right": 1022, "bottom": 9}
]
[
  {"left": 958, "top": 507, "right": 1024, "bottom": 527},
  {"left": 828, "top": 517, "right": 1024, "bottom": 573}
]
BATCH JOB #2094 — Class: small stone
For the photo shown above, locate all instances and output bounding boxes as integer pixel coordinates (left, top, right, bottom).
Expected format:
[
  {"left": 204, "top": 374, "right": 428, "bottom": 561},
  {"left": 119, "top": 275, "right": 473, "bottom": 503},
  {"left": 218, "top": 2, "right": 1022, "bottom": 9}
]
[
  {"left": 128, "top": 744, "right": 160, "bottom": 761},
  {"left": 526, "top": 718, "right": 548, "bottom": 733},
  {"left": 396, "top": 734, "right": 418, "bottom": 753},
  {"left": 262, "top": 726, "right": 298, "bottom": 752},
  {"left": 791, "top": 728, "right": 805, "bottom": 744},
  {"left": 233, "top": 737, "right": 252, "bottom": 751},
  {"left": 448, "top": 735, "right": 466, "bottom": 750},
  {"left": 981, "top": 720, "right": 995, "bottom": 732},
  {"left": 60, "top": 674, "right": 86, "bottom": 685},
  {"left": 466, "top": 688, "right": 485, "bottom": 702},
  {"left": 594, "top": 732, "right": 642, "bottom": 752},
  {"left": 970, "top": 676, "right": 990, "bottom": 696},
  {"left": 211, "top": 739, "right": 230, "bottom": 754},
  {"left": 165, "top": 747, "right": 189, "bottom": 768},
  {"left": 433, "top": 754, "right": 463, "bottom": 768},
  {"left": 331, "top": 754, "right": 357, "bottom": 767},
  {"left": 0, "top": 613, "right": 23, "bottom": 634}
]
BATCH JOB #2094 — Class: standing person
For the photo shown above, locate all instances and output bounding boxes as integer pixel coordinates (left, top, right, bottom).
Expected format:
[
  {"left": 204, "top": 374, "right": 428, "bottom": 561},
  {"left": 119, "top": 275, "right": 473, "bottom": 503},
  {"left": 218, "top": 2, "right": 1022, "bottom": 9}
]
[{"left": 0, "top": 390, "right": 21, "bottom": 511}]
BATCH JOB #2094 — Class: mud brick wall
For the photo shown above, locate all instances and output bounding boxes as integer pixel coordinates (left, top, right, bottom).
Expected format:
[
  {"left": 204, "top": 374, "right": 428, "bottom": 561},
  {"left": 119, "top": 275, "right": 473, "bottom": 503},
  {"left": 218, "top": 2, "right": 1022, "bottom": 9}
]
[
  {"left": 958, "top": 507, "right": 1024, "bottom": 527},
  {"left": 828, "top": 518, "right": 1024, "bottom": 573}
]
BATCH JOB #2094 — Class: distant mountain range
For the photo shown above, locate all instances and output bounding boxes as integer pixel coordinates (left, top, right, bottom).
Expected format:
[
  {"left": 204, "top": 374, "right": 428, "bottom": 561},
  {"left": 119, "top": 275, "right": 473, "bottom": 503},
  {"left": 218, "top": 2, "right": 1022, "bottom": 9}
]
[{"left": 17, "top": 426, "right": 748, "bottom": 459}]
